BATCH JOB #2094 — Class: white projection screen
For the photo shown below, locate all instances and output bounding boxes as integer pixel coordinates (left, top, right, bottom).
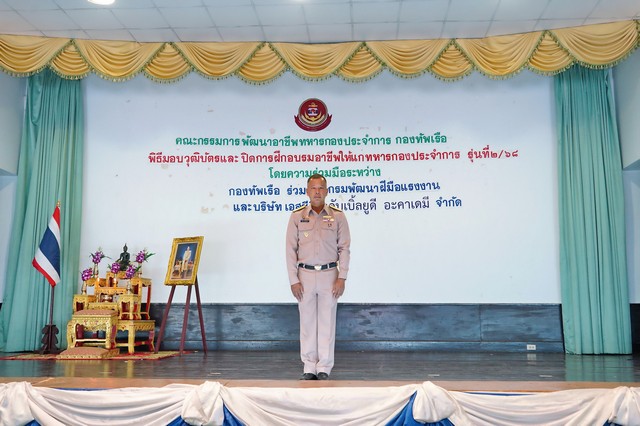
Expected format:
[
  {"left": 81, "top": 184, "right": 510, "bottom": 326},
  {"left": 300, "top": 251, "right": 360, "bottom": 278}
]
[{"left": 81, "top": 70, "right": 559, "bottom": 304}]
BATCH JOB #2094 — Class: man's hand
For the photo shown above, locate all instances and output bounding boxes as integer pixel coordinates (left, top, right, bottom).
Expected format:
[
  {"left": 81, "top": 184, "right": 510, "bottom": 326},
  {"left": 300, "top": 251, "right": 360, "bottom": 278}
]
[
  {"left": 333, "top": 278, "right": 345, "bottom": 298},
  {"left": 291, "top": 282, "right": 303, "bottom": 301}
]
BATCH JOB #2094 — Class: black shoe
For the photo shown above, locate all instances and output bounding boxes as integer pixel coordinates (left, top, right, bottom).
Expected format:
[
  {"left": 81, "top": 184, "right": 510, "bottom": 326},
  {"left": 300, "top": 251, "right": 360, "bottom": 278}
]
[
  {"left": 301, "top": 373, "right": 317, "bottom": 380},
  {"left": 317, "top": 372, "right": 329, "bottom": 380}
]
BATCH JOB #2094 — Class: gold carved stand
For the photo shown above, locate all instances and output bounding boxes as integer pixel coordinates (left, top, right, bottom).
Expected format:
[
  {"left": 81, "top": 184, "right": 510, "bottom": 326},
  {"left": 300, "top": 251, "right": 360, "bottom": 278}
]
[
  {"left": 66, "top": 309, "right": 119, "bottom": 357},
  {"left": 64, "top": 272, "right": 155, "bottom": 358},
  {"left": 116, "top": 320, "right": 155, "bottom": 354}
]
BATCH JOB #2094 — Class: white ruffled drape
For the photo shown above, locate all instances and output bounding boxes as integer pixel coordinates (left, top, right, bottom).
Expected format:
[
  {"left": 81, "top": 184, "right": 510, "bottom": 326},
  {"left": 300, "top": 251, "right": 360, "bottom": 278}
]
[{"left": 1, "top": 381, "right": 639, "bottom": 425}]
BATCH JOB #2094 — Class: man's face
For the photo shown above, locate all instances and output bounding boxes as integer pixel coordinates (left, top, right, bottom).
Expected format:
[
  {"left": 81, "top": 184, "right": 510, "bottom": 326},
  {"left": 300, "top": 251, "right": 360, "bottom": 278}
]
[{"left": 307, "top": 177, "right": 328, "bottom": 208}]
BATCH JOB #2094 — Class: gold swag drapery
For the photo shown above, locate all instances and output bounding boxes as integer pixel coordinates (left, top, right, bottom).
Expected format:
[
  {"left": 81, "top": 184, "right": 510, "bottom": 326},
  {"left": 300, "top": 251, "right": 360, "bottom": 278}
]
[{"left": 0, "top": 21, "right": 637, "bottom": 83}]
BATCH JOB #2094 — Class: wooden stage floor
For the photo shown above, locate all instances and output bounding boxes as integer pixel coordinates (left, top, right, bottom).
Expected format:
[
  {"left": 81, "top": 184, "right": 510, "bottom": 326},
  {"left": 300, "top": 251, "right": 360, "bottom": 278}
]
[{"left": 1, "top": 350, "right": 639, "bottom": 392}]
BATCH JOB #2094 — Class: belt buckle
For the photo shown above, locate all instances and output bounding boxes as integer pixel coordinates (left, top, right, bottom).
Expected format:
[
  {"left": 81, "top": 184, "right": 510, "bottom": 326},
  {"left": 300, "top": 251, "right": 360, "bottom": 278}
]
[{"left": 314, "top": 265, "right": 322, "bottom": 271}]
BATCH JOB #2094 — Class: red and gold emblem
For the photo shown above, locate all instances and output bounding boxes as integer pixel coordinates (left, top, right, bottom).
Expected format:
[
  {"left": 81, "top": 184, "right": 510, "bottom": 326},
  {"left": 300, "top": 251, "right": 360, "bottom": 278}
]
[{"left": 294, "top": 98, "right": 332, "bottom": 132}]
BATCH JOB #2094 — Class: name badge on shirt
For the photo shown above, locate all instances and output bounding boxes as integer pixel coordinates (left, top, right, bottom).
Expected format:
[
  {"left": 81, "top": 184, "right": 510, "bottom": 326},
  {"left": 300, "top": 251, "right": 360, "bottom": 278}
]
[{"left": 300, "top": 216, "right": 309, "bottom": 223}]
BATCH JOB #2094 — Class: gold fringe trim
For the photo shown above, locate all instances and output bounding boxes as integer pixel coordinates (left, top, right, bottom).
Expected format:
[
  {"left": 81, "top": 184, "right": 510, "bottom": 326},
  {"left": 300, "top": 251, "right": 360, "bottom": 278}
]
[{"left": 0, "top": 20, "right": 637, "bottom": 83}]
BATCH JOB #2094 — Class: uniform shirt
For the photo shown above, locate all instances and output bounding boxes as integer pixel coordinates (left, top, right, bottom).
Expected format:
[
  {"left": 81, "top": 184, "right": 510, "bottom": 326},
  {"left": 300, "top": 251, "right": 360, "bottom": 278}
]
[{"left": 286, "top": 204, "right": 351, "bottom": 285}]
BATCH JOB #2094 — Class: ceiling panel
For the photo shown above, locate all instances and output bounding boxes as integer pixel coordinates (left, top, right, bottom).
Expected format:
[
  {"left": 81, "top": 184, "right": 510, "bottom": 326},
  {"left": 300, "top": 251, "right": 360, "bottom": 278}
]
[
  {"left": 208, "top": 6, "right": 260, "bottom": 27},
  {"left": 487, "top": 19, "right": 538, "bottom": 37},
  {"left": 304, "top": 3, "right": 351, "bottom": 25},
  {"left": 399, "top": 1, "right": 449, "bottom": 23},
  {"left": 352, "top": 2, "right": 401, "bottom": 23},
  {"left": 158, "top": 7, "right": 214, "bottom": 28},
  {"left": 20, "top": 9, "right": 80, "bottom": 31},
  {"left": 542, "top": 0, "right": 600, "bottom": 20},
  {"left": 308, "top": 23, "right": 353, "bottom": 43},
  {"left": 202, "top": 0, "right": 252, "bottom": 5},
  {"left": 590, "top": 0, "right": 640, "bottom": 18},
  {"left": 83, "top": 29, "right": 133, "bottom": 41},
  {"left": 172, "top": 27, "right": 218, "bottom": 42},
  {"left": 3, "top": 0, "right": 59, "bottom": 10},
  {"left": 263, "top": 24, "right": 310, "bottom": 43},
  {"left": 65, "top": 9, "right": 124, "bottom": 30},
  {"left": 42, "top": 29, "right": 88, "bottom": 38},
  {"left": 533, "top": 18, "right": 584, "bottom": 32},
  {"left": 254, "top": 4, "right": 306, "bottom": 26},
  {"left": 398, "top": 21, "right": 444, "bottom": 40},
  {"left": 353, "top": 22, "right": 398, "bottom": 41},
  {"left": 0, "top": 11, "right": 36, "bottom": 31},
  {"left": 153, "top": 0, "right": 202, "bottom": 7},
  {"left": 0, "top": 0, "right": 634, "bottom": 43},
  {"left": 111, "top": 8, "right": 168, "bottom": 29},
  {"left": 216, "top": 25, "right": 265, "bottom": 42},
  {"left": 493, "top": 1, "right": 548, "bottom": 21},
  {"left": 130, "top": 28, "right": 179, "bottom": 43},
  {"left": 441, "top": 20, "right": 492, "bottom": 39},
  {"left": 447, "top": 0, "right": 500, "bottom": 21}
]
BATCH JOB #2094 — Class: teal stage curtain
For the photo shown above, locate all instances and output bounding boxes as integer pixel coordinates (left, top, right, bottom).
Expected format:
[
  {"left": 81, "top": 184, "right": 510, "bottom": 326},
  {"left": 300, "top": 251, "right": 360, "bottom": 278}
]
[
  {"left": 0, "top": 69, "right": 84, "bottom": 352},
  {"left": 554, "top": 65, "right": 631, "bottom": 354}
]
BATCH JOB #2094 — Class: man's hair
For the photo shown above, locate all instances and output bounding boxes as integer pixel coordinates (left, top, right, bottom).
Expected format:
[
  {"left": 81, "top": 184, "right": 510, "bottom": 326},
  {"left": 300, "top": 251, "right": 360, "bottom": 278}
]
[{"left": 307, "top": 173, "right": 327, "bottom": 184}]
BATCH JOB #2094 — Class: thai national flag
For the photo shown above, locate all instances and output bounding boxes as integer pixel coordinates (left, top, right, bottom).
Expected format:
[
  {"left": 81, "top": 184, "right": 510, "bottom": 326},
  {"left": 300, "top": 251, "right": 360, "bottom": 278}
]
[{"left": 32, "top": 204, "right": 61, "bottom": 287}]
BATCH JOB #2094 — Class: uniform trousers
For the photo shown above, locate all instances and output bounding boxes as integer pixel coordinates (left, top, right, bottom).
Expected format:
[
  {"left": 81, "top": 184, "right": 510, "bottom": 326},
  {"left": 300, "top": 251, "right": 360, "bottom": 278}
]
[{"left": 297, "top": 267, "right": 339, "bottom": 375}]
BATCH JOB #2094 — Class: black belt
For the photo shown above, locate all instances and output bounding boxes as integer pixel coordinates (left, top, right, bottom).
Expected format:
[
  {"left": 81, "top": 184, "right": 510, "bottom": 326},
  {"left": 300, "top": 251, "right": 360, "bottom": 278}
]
[{"left": 298, "top": 262, "right": 338, "bottom": 271}]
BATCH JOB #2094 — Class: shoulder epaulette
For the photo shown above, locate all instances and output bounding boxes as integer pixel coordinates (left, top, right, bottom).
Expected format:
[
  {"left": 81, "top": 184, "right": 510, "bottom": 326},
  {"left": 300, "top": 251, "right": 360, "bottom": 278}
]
[
  {"left": 329, "top": 205, "right": 342, "bottom": 212},
  {"left": 293, "top": 205, "right": 306, "bottom": 212}
]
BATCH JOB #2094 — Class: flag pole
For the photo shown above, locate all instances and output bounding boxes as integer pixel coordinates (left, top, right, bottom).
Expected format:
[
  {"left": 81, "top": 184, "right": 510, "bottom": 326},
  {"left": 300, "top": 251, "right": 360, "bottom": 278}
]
[
  {"left": 40, "top": 284, "right": 59, "bottom": 354},
  {"left": 48, "top": 283, "right": 55, "bottom": 331},
  {"left": 35, "top": 201, "right": 61, "bottom": 354}
]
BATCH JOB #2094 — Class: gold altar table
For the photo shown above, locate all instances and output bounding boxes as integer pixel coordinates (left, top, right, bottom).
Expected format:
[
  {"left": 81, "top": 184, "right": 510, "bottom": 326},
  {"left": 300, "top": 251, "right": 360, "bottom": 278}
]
[
  {"left": 70, "top": 273, "right": 155, "bottom": 354},
  {"left": 67, "top": 309, "right": 118, "bottom": 350},
  {"left": 116, "top": 320, "right": 156, "bottom": 354},
  {"left": 72, "top": 294, "right": 96, "bottom": 313},
  {"left": 83, "top": 274, "right": 152, "bottom": 318}
]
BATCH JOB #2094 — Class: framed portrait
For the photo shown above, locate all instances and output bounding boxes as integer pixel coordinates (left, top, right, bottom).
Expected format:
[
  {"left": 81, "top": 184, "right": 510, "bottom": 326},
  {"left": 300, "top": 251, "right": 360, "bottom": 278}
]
[{"left": 164, "top": 236, "right": 204, "bottom": 285}]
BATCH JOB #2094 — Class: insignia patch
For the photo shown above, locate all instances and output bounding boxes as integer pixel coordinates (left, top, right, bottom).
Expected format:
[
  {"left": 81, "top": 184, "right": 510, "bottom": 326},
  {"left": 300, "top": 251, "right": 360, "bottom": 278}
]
[{"left": 294, "top": 98, "right": 332, "bottom": 132}]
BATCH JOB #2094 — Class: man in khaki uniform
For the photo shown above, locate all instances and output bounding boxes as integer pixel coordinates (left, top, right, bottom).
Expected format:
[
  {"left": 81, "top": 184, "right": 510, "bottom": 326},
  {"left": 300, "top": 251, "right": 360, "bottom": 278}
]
[{"left": 286, "top": 174, "right": 351, "bottom": 380}]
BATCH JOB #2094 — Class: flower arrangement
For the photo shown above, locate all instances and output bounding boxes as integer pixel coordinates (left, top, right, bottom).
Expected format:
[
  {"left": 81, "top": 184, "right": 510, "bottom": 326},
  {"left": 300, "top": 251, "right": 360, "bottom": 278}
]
[
  {"left": 89, "top": 248, "right": 109, "bottom": 278},
  {"left": 124, "top": 264, "right": 138, "bottom": 279},
  {"left": 109, "top": 262, "right": 121, "bottom": 275},
  {"left": 133, "top": 249, "right": 154, "bottom": 278},
  {"left": 79, "top": 246, "right": 153, "bottom": 288},
  {"left": 81, "top": 267, "right": 93, "bottom": 282},
  {"left": 91, "top": 248, "right": 106, "bottom": 265},
  {"left": 135, "top": 249, "right": 155, "bottom": 265}
]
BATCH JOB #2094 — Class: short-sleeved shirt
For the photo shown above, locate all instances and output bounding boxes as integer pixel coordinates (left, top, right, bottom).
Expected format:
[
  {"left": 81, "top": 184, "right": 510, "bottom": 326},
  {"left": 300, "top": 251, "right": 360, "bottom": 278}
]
[{"left": 286, "top": 204, "right": 351, "bottom": 285}]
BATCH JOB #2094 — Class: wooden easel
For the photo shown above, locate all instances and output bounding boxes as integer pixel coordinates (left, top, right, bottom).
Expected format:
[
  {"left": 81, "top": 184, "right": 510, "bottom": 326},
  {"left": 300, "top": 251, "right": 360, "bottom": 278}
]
[{"left": 155, "top": 276, "right": 208, "bottom": 355}]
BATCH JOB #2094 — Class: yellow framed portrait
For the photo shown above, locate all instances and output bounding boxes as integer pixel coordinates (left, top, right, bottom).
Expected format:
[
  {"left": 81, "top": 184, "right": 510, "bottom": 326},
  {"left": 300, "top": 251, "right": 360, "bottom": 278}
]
[{"left": 164, "top": 236, "right": 204, "bottom": 285}]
